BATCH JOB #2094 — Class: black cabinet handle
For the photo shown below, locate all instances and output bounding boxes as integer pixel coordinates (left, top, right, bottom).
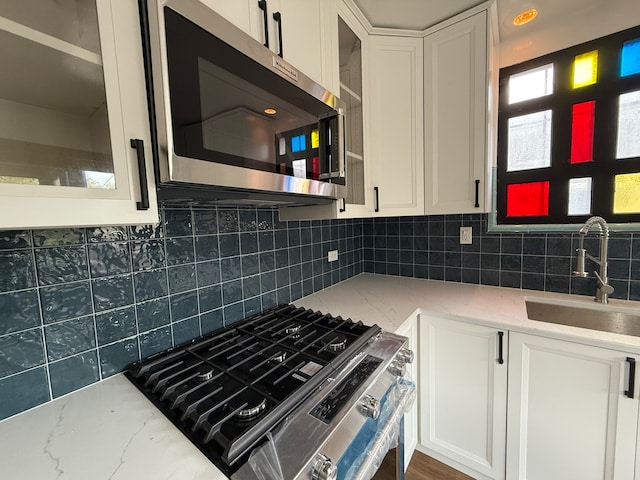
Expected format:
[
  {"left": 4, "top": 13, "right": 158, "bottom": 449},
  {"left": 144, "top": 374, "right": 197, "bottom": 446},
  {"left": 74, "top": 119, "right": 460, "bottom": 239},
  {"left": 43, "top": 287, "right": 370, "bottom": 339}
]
[
  {"left": 339, "top": 198, "right": 346, "bottom": 213},
  {"left": 474, "top": 179, "right": 480, "bottom": 208},
  {"left": 258, "top": 0, "right": 269, "bottom": 48},
  {"left": 374, "top": 186, "right": 379, "bottom": 213},
  {"left": 625, "top": 357, "right": 636, "bottom": 398},
  {"left": 273, "top": 11, "right": 283, "bottom": 58},
  {"left": 497, "top": 331, "right": 504, "bottom": 365},
  {"left": 130, "top": 139, "right": 150, "bottom": 211}
]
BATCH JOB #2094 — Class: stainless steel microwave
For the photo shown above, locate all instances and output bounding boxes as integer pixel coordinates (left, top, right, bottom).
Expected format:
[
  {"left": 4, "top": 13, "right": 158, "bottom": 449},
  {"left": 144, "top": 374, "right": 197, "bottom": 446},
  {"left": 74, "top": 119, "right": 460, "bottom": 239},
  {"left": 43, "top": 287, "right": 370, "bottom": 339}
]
[{"left": 140, "top": 0, "right": 347, "bottom": 205}]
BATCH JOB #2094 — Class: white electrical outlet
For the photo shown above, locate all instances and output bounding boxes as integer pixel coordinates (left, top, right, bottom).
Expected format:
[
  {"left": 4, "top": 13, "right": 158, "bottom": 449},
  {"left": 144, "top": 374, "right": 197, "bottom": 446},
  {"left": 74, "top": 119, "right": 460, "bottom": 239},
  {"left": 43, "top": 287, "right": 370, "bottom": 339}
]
[
  {"left": 460, "top": 226, "right": 472, "bottom": 245},
  {"left": 328, "top": 250, "right": 338, "bottom": 262}
]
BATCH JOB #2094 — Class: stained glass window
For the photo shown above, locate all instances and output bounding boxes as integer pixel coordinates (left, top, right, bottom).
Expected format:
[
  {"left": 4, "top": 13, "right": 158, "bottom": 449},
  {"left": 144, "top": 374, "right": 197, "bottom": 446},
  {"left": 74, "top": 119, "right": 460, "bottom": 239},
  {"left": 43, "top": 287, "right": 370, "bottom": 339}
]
[
  {"left": 573, "top": 50, "right": 598, "bottom": 88},
  {"left": 616, "top": 90, "right": 640, "bottom": 159},
  {"left": 507, "top": 110, "right": 552, "bottom": 171},
  {"left": 568, "top": 178, "right": 592, "bottom": 215},
  {"left": 497, "top": 25, "right": 640, "bottom": 226},
  {"left": 506, "top": 181, "right": 550, "bottom": 217},
  {"left": 570, "top": 101, "right": 595, "bottom": 164},
  {"left": 613, "top": 173, "right": 640, "bottom": 213},
  {"left": 291, "top": 134, "right": 306, "bottom": 153},
  {"left": 508, "top": 63, "right": 554, "bottom": 104},
  {"left": 620, "top": 38, "right": 640, "bottom": 77}
]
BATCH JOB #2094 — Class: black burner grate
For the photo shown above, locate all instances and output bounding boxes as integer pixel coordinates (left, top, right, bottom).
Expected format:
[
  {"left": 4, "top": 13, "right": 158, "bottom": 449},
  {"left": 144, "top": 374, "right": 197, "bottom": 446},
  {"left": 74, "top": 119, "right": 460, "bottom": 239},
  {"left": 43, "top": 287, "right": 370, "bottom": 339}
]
[{"left": 126, "top": 304, "right": 380, "bottom": 476}]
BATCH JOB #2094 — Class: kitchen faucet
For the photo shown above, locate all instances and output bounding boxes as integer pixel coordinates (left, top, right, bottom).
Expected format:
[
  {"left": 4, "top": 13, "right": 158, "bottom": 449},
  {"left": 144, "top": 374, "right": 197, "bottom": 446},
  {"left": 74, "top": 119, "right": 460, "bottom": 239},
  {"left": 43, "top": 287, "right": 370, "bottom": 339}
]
[{"left": 573, "top": 216, "right": 614, "bottom": 304}]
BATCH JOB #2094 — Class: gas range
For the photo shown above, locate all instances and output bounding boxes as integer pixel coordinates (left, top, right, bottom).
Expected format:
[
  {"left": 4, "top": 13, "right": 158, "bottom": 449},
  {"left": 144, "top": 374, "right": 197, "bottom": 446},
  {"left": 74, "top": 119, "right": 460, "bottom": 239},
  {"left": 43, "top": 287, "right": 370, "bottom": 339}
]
[{"left": 126, "top": 304, "right": 414, "bottom": 480}]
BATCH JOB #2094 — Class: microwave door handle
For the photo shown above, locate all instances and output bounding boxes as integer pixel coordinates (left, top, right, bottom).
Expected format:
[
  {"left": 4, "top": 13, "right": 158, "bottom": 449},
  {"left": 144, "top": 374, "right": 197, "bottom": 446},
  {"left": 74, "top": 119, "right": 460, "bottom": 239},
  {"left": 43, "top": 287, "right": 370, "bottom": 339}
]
[
  {"left": 318, "top": 110, "right": 345, "bottom": 181},
  {"left": 336, "top": 108, "right": 345, "bottom": 179}
]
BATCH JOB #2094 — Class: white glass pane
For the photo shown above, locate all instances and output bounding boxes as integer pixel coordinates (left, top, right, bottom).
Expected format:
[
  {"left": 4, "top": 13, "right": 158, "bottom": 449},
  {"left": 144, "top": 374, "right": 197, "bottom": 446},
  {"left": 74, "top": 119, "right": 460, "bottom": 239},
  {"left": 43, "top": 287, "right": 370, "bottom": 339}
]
[
  {"left": 568, "top": 177, "right": 592, "bottom": 215},
  {"left": 507, "top": 110, "right": 552, "bottom": 172},
  {"left": 0, "top": 1, "right": 115, "bottom": 190},
  {"left": 508, "top": 63, "right": 554, "bottom": 104},
  {"left": 616, "top": 90, "right": 640, "bottom": 159},
  {"left": 292, "top": 159, "right": 306, "bottom": 179}
]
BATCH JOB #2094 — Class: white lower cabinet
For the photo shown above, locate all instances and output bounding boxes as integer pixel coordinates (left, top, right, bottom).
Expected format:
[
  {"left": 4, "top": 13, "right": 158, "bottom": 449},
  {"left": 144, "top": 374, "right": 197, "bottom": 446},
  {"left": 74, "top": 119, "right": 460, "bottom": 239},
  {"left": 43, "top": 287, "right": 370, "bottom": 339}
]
[
  {"left": 506, "top": 332, "right": 640, "bottom": 480},
  {"left": 419, "top": 314, "right": 507, "bottom": 480},
  {"left": 395, "top": 315, "right": 419, "bottom": 470}
]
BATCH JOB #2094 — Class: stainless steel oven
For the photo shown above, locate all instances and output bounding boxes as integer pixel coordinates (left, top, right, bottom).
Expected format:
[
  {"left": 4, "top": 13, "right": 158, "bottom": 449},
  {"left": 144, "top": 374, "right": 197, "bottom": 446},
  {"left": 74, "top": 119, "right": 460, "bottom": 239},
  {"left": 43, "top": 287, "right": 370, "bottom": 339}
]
[
  {"left": 139, "top": 0, "right": 347, "bottom": 205},
  {"left": 126, "top": 304, "right": 415, "bottom": 480}
]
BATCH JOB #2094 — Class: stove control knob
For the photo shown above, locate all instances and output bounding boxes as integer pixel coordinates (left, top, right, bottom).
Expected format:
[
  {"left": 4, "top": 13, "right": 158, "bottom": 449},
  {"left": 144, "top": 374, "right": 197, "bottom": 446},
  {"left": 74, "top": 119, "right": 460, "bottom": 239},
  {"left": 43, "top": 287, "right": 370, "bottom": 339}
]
[
  {"left": 360, "top": 394, "right": 380, "bottom": 419},
  {"left": 312, "top": 454, "right": 337, "bottom": 480},
  {"left": 388, "top": 360, "right": 406, "bottom": 377},
  {"left": 396, "top": 348, "right": 414, "bottom": 364}
]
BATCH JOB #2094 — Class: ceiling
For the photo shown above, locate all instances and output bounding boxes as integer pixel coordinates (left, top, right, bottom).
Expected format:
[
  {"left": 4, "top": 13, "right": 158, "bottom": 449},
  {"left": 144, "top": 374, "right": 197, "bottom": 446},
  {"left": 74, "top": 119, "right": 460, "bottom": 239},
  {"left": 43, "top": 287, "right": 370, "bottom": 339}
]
[{"left": 352, "top": 0, "right": 635, "bottom": 43}]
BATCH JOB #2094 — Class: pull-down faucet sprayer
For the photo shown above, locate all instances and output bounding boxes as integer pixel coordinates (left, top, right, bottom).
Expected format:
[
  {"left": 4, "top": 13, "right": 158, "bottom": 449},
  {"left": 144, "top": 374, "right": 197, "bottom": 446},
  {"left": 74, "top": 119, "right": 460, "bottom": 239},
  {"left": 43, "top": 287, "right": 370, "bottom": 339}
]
[{"left": 573, "top": 216, "right": 614, "bottom": 304}]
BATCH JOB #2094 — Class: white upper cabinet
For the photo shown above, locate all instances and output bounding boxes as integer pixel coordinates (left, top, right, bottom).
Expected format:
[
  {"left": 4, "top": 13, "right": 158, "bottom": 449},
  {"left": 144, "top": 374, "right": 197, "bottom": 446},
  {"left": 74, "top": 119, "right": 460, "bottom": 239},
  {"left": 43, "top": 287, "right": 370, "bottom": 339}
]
[
  {"left": 201, "top": 0, "right": 327, "bottom": 87},
  {"left": 369, "top": 34, "right": 424, "bottom": 217},
  {"left": 0, "top": 0, "right": 158, "bottom": 229},
  {"left": 507, "top": 332, "right": 640, "bottom": 480},
  {"left": 423, "top": 10, "right": 488, "bottom": 214}
]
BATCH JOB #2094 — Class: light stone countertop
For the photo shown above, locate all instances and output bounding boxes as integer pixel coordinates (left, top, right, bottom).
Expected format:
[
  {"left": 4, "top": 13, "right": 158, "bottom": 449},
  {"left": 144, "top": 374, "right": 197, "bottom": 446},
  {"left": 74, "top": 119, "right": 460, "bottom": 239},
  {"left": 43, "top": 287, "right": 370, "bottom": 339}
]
[
  {"left": 3, "top": 273, "right": 640, "bottom": 480},
  {"left": 0, "top": 373, "right": 227, "bottom": 480},
  {"left": 295, "top": 273, "right": 640, "bottom": 353}
]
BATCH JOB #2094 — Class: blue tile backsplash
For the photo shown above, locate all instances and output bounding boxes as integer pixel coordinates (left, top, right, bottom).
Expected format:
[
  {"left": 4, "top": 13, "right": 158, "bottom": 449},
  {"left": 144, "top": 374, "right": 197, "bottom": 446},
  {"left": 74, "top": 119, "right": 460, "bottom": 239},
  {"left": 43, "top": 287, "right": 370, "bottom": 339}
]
[
  {"left": 361, "top": 214, "right": 640, "bottom": 300},
  {"left": 0, "top": 206, "right": 363, "bottom": 420},
  {"left": 1, "top": 209, "right": 639, "bottom": 421}
]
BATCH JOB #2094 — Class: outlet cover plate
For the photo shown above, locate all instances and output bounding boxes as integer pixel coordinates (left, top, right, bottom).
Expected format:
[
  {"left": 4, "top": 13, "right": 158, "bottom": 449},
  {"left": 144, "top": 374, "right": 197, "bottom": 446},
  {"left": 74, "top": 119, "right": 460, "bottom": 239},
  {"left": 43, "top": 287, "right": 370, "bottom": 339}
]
[
  {"left": 460, "top": 227, "right": 472, "bottom": 245},
  {"left": 328, "top": 250, "right": 338, "bottom": 262}
]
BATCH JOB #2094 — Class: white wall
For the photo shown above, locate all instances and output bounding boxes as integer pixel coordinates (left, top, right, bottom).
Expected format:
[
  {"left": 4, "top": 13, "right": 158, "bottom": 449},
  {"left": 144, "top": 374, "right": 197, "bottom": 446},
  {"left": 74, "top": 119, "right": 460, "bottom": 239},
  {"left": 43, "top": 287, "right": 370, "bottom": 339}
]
[{"left": 499, "top": 1, "right": 640, "bottom": 67}]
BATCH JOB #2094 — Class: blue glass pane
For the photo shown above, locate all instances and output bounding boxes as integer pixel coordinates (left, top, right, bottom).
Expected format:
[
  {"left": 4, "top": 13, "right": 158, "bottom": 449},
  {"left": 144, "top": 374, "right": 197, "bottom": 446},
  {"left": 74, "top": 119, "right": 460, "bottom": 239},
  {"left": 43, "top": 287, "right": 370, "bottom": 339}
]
[
  {"left": 621, "top": 39, "right": 640, "bottom": 77},
  {"left": 291, "top": 134, "right": 306, "bottom": 153}
]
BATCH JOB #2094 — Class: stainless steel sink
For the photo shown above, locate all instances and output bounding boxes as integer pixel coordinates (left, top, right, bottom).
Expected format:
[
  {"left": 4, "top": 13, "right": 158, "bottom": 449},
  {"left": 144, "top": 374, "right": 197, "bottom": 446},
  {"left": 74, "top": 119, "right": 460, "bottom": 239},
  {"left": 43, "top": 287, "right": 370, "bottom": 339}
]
[{"left": 525, "top": 296, "right": 640, "bottom": 337}]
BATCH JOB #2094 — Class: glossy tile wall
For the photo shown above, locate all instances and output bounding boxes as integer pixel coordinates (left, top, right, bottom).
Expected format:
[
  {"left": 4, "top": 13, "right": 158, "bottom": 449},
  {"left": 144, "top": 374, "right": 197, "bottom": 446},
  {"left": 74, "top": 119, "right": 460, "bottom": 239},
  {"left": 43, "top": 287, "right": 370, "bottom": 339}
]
[
  {"left": 0, "top": 206, "right": 363, "bottom": 421},
  {"left": 362, "top": 213, "right": 640, "bottom": 301}
]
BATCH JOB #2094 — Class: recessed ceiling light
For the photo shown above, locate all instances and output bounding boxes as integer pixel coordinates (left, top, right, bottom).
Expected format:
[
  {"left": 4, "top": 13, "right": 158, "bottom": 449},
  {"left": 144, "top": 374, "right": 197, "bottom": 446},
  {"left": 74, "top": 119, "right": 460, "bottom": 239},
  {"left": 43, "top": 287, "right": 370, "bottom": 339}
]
[
  {"left": 264, "top": 108, "right": 277, "bottom": 115},
  {"left": 513, "top": 8, "right": 538, "bottom": 26}
]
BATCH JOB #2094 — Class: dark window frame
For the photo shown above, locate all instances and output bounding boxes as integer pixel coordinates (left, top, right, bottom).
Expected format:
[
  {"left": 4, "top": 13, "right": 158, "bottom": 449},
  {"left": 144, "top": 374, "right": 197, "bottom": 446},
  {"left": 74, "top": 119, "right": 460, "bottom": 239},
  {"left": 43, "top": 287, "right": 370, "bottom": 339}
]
[{"left": 496, "top": 25, "right": 640, "bottom": 226}]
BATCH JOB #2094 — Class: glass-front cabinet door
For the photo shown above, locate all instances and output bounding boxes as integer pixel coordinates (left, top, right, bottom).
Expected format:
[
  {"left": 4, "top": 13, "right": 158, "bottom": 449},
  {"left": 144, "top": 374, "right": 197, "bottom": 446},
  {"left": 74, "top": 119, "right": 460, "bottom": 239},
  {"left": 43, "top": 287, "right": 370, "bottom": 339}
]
[
  {"left": 0, "top": 0, "right": 158, "bottom": 229},
  {"left": 335, "top": 4, "right": 370, "bottom": 217}
]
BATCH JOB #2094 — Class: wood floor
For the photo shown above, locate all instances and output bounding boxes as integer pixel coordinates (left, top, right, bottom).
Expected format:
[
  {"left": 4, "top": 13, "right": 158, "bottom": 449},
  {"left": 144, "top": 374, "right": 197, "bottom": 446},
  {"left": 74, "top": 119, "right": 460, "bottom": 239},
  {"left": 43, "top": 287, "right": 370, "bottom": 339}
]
[{"left": 372, "top": 449, "right": 475, "bottom": 480}]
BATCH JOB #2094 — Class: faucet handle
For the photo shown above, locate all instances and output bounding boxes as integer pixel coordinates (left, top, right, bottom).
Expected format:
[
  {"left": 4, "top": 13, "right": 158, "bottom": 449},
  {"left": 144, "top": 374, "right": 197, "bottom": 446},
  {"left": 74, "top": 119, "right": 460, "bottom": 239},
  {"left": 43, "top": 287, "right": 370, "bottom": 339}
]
[{"left": 593, "top": 271, "right": 614, "bottom": 295}]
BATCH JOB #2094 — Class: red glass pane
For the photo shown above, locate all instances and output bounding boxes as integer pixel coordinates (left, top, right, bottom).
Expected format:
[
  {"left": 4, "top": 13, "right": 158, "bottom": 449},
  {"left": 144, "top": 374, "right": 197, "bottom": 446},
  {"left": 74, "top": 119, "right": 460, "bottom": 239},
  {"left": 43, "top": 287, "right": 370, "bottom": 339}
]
[
  {"left": 506, "top": 181, "right": 550, "bottom": 217},
  {"left": 570, "top": 101, "right": 595, "bottom": 163}
]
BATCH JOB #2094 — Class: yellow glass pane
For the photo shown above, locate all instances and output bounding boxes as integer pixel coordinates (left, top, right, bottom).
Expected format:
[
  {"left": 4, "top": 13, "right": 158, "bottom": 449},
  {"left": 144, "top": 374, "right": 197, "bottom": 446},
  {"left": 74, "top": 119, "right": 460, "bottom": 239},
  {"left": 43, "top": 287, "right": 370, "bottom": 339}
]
[
  {"left": 613, "top": 172, "right": 640, "bottom": 213},
  {"left": 311, "top": 129, "right": 319, "bottom": 149},
  {"left": 573, "top": 50, "right": 598, "bottom": 88}
]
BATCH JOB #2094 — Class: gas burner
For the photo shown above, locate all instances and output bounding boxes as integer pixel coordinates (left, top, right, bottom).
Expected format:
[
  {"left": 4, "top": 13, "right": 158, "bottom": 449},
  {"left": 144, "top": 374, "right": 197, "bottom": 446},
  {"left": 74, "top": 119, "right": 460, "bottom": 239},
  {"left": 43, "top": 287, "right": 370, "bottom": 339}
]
[
  {"left": 284, "top": 322, "right": 303, "bottom": 339},
  {"left": 269, "top": 351, "right": 287, "bottom": 363},
  {"left": 195, "top": 367, "right": 215, "bottom": 382},
  {"left": 322, "top": 334, "right": 348, "bottom": 352},
  {"left": 230, "top": 391, "right": 268, "bottom": 420}
]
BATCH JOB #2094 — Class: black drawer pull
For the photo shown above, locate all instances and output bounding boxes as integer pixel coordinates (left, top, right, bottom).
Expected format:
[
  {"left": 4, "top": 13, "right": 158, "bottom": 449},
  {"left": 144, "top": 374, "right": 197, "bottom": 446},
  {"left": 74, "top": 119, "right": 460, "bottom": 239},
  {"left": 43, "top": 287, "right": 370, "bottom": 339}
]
[
  {"left": 474, "top": 179, "right": 480, "bottom": 208},
  {"left": 626, "top": 357, "right": 636, "bottom": 399},
  {"left": 273, "top": 11, "right": 283, "bottom": 58},
  {"left": 130, "top": 139, "right": 150, "bottom": 211},
  {"left": 497, "top": 331, "right": 504, "bottom": 365},
  {"left": 258, "top": 0, "right": 269, "bottom": 48},
  {"left": 374, "top": 186, "right": 379, "bottom": 213}
]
